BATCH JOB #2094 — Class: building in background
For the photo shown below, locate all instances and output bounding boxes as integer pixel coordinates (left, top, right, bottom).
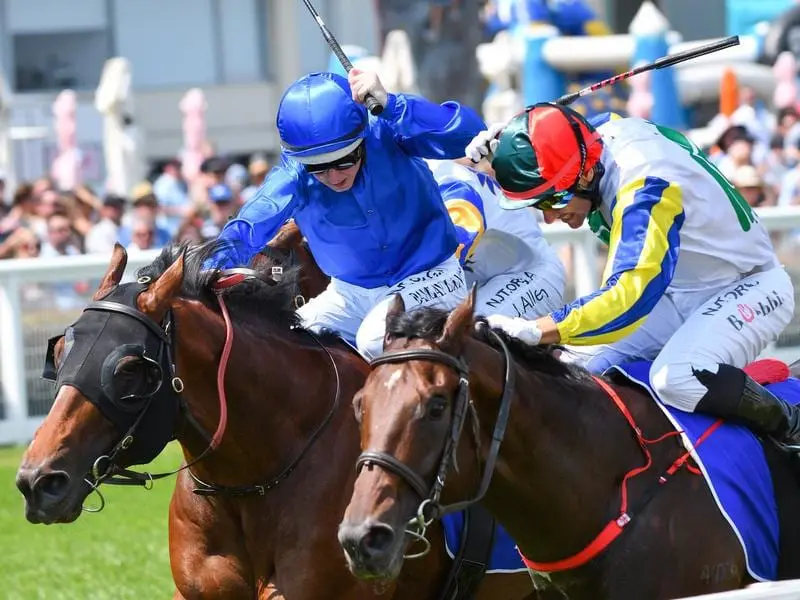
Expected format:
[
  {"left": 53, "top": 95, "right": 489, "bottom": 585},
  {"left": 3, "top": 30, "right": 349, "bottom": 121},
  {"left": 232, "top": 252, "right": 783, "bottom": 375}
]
[{"left": 0, "top": 0, "right": 379, "bottom": 182}]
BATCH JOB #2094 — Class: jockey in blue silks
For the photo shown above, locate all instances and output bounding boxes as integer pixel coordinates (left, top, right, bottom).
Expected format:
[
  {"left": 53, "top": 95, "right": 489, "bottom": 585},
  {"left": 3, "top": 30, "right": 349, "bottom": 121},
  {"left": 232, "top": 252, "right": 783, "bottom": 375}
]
[{"left": 205, "top": 69, "right": 485, "bottom": 359}]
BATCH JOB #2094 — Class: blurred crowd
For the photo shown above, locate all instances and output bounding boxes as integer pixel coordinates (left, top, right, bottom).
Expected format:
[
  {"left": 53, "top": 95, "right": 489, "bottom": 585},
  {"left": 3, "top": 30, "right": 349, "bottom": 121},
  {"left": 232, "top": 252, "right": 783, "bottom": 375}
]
[
  {"left": 704, "top": 85, "right": 800, "bottom": 257},
  {"left": 0, "top": 153, "right": 270, "bottom": 262}
]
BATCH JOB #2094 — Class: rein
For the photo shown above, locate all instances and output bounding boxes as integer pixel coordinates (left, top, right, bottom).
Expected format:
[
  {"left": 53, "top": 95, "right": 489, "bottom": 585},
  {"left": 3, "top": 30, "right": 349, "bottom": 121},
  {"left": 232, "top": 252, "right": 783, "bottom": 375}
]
[
  {"left": 88, "top": 272, "right": 240, "bottom": 489},
  {"left": 85, "top": 267, "right": 341, "bottom": 505},
  {"left": 519, "top": 377, "right": 718, "bottom": 573}
]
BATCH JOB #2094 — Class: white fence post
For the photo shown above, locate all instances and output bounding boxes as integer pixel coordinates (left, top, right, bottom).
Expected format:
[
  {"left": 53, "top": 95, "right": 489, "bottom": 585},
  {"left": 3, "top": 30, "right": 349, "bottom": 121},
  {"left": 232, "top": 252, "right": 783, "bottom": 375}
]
[{"left": 0, "top": 276, "right": 29, "bottom": 443}]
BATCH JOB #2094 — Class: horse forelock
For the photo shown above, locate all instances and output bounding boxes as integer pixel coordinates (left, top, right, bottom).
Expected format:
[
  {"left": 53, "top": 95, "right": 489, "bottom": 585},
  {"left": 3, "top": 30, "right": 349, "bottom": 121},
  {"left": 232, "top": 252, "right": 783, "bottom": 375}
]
[{"left": 135, "top": 240, "right": 304, "bottom": 330}]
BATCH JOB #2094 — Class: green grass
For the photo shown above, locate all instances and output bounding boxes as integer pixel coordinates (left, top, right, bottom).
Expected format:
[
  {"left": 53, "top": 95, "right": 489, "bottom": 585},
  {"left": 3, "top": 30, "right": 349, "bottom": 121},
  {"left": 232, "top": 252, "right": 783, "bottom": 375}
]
[{"left": 0, "top": 443, "right": 183, "bottom": 599}]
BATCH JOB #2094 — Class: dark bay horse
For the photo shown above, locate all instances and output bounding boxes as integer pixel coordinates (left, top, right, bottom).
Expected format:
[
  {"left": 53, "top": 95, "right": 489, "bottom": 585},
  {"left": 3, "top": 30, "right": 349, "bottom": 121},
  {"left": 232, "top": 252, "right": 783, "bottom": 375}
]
[
  {"left": 15, "top": 242, "right": 534, "bottom": 600},
  {"left": 338, "top": 289, "right": 769, "bottom": 599}
]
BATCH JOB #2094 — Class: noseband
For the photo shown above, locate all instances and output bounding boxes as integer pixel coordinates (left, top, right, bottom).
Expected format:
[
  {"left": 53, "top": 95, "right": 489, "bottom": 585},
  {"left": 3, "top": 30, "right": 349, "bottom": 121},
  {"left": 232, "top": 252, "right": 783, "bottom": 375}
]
[{"left": 355, "top": 326, "right": 515, "bottom": 542}]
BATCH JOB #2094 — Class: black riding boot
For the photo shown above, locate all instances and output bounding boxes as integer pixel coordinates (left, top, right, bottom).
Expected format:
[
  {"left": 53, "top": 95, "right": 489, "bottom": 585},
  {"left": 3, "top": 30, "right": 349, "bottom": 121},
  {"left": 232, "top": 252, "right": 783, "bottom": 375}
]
[{"left": 694, "top": 364, "right": 800, "bottom": 451}]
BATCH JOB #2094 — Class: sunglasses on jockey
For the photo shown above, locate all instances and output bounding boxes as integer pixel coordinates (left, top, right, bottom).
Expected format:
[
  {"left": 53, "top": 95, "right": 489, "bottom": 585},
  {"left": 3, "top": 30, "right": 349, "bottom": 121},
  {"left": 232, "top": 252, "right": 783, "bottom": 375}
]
[
  {"left": 519, "top": 103, "right": 602, "bottom": 210},
  {"left": 305, "top": 143, "right": 364, "bottom": 174}
]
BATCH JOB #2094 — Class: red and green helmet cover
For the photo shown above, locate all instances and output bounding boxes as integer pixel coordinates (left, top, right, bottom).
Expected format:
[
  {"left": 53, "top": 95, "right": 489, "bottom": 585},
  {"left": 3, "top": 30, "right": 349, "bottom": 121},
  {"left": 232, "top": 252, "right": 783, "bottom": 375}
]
[{"left": 491, "top": 104, "right": 603, "bottom": 210}]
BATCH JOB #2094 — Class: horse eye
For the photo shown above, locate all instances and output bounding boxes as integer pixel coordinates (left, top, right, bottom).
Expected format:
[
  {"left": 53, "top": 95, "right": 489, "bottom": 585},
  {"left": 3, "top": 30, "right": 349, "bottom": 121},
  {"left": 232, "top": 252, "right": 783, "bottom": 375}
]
[
  {"left": 352, "top": 391, "right": 363, "bottom": 424},
  {"left": 428, "top": 395, "right": 448, "bottom": 420},
  {"left": 114, "top": 357, "right": 160, "bottom": 398}
]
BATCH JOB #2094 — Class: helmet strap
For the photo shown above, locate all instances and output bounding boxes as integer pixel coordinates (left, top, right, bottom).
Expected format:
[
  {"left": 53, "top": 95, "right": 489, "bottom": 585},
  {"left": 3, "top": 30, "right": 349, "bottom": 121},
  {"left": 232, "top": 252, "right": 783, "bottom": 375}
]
[{"left": 572, "top": 161, "right": 605, "bottom": 210}]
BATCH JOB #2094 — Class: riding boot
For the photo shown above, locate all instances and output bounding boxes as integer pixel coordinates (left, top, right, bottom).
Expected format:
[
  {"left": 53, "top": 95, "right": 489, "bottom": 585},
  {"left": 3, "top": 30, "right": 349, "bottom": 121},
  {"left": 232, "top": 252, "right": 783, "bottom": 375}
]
[{"left": 694, "top": 364, "right": 800, "bottom": 451}]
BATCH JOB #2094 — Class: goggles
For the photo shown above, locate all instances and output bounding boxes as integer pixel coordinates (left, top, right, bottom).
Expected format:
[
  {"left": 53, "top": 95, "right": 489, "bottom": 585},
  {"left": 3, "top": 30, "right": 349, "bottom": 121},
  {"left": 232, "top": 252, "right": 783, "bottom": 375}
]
[{"left": 305, "top": 144, "right": 364, "bottom": 174}]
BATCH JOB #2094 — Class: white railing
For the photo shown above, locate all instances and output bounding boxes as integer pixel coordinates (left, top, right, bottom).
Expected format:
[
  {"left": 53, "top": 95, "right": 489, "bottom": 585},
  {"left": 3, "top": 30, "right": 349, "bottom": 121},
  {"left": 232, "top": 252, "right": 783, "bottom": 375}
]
[
  {"left": 2, "top": 207, "right": 800, "bottom": 444},
  {"left": 0, "top": 250, "right": 160, "bottom": 444},
  {"left": 677, "top": 580, "right": 800, "bottom": 599}
]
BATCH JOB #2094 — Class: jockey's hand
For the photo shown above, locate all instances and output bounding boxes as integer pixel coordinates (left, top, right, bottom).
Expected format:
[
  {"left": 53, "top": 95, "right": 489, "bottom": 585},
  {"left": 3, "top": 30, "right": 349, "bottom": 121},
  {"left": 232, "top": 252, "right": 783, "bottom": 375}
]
[
  {"left": 348, "top": 69, "right": 389, "bottom": 108},
  {"left": 486, "top": 314, "right": 543, "bottom": 346},
  {"left": 465, "top": 123, "right": 505, "bottom": 163}
]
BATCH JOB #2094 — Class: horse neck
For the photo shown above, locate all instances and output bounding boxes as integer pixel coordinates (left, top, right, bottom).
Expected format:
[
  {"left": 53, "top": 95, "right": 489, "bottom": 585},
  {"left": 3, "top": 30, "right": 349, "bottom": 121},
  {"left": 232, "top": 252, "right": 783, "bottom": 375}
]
[
  {"left": 462, "top": 339, "right": 646, "bottom": 563},
  {"left": 171, "top": 299, "right": 343, "bottom": 486}
]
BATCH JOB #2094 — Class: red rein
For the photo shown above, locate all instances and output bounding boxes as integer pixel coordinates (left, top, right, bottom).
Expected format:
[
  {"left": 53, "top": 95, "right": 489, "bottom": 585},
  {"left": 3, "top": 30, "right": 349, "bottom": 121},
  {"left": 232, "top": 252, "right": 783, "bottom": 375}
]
[
  {"left": 204, "top": 273, "right": 248, "bottom": 450},
  {"left": 519, "top": 376, "right": 719, "bottom": 573}
]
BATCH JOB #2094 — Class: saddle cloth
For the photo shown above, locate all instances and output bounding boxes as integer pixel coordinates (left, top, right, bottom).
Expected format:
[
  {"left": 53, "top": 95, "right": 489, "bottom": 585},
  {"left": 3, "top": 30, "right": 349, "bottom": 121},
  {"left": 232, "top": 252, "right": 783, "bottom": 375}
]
[
  {"left": 608, "top": 360, "right": 800, "bottom": 581},
  {"left": 441, "top": 511, "right": 528, "bottom": 573}
]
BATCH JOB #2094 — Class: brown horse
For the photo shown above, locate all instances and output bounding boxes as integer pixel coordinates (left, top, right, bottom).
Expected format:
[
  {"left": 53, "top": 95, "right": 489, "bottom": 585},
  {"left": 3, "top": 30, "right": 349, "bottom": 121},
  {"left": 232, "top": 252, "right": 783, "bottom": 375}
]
[
  {"left": 15, "top": 242, "right": 534, "bottom": 600},
  {"left": 337, "top": 289, "right": 794, "bottom": 599}
]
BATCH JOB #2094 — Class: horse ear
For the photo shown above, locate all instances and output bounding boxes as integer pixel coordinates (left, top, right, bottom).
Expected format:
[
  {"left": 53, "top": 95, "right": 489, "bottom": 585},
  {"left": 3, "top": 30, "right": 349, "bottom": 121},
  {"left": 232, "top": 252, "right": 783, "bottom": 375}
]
[
  {"left": 386, "top": 294, "right": 406, "bottom": 321},
  {"left": 93, "top": 243, "right": 128, "bottom": 300},
  {"left": 383, "top": 294, "right": 406, "bottom": 350},
  {"left": 137, "top": 251, "right": 186, "bottom": 318},
  {"left": 436, "top": 284, "right": 477, "bottom": 354}
]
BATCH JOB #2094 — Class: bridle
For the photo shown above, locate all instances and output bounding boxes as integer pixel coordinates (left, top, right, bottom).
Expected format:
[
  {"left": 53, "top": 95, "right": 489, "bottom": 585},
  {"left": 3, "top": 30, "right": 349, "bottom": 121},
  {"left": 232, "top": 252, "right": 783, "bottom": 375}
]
[
  {"left": 45, "top": 267, "right": 342, "bottom": 510},
  {"left": 355, "top": 325, "right": 515, "bottom": 557}
]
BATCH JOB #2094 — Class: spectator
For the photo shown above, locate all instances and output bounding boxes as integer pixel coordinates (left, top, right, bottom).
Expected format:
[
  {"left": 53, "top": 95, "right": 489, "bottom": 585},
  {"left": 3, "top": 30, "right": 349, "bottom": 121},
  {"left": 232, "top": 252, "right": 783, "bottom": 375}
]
[
  {"left": 242, "top": 154, "right": 269, "bottom": 202},
  {"left": 779, "top": 107, "right": 800, "bottom": 164},
  {"left": 62, "top": 184, "right": 101, "bottom": 246},
  {"left": 760, "top": 134, "right": 789, "bottom": 199},
  {"left": 40, "top": 211, "right": 81, "bottom": 258},
  {"left": 118, "top": 182, "right": 172, "bottom": 248},
  {"left": 0, "top": 226, "right": 40, "bottom": 260},
  {"left": 224, "top": 162, "right": 248, "bottom": 201},
  {"left": 32, "top": 176, "right": 54, "bottom": 199},
  {"left": 127, "top": 216, "right": 158, "bottom": 252},
  {"left": 199, "top": 156, "right": 229, "bottom": 189},
  {"left": 0, "top": 183, "right": 36, "bottom": 246},
  {"left": 85, "top": 195, "right": 126, "bottom": 254},
  {"left": 200, "top": 183, "right": 238, "bottom": 239},
  {"left": 715, "top": 125, "right": 754, "bottom": 180},
  {"left": 732, "top": 165, "right": 774, "bottom": 208},
  {"left": 153, "top": 158, "right": 190, "bottom": 234},
  {"left": 778, "top": 141, "right": 800, "bottom": 207},
  {"left": 31, "top": 188, "right": 64, "bottom": 241}
]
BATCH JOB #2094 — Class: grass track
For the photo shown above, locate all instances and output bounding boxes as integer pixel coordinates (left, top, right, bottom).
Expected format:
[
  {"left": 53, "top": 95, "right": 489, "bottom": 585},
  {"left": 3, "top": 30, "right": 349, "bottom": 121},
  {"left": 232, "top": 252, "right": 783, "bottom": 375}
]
[{"left": 0, "top": 443, "right": 182, "bottom": 599}]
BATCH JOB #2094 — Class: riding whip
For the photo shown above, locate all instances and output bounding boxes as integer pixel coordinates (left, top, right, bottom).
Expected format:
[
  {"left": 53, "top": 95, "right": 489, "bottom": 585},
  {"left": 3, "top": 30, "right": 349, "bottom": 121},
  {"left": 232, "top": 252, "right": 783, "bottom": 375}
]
[
  {"left": 300, "top": 0, "right": 384, "bottom": 115},
  {"left": 555, "top": 35, "right": 741, "bottom": 106}
]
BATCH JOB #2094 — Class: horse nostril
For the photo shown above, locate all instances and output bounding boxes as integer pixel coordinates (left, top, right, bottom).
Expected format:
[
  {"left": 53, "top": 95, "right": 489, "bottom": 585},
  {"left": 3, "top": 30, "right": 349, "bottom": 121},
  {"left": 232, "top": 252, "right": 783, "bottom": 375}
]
[
  {"left": 361, "top": 523, "right": 396, "bottom": 557},
  {"left": 32, "top": 471, "right": 71, "bottom": 504},
  {"left": 15, "top": 470, "right": 35, "bottom": 500}
]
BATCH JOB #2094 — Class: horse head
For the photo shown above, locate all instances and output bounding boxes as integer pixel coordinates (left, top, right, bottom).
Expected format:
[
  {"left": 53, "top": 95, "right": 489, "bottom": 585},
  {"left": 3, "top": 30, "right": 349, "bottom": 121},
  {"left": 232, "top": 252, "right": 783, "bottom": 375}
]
[
  {"left": 339, "top": 286, "right": 493, "bottom": 580},
  {"left": 16, "top": 243, "right": 187, "bottom": 524}
]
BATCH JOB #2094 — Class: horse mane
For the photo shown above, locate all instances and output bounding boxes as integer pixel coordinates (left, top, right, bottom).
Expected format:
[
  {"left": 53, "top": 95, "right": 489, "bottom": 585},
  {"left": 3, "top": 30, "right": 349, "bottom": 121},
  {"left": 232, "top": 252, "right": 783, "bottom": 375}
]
[
  {"left": 136, "top": 240, "right": 304, "bottom": 330},
  {"left": 385, "top": 307, "right": 591, "bottom": 383}
]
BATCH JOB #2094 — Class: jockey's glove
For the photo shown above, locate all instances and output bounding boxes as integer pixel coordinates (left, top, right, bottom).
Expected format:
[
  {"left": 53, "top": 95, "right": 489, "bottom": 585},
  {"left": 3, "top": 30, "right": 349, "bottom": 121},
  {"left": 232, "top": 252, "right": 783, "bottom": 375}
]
[
  {"left": 348, "top": 69, "right": 389, "bottom": 108},
  {"left": 465, "top": 123, "right": 505, "bottom": 163},
  {"left": 486, "top": 314, "right": 543, "bottom": 346}
]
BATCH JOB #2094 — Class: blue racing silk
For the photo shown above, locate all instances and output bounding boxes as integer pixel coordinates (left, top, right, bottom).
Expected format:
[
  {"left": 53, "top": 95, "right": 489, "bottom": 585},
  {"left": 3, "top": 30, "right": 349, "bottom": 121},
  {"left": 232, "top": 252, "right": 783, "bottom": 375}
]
[{"left": 206, "top": 93, "right": 485, "bottom": 288}]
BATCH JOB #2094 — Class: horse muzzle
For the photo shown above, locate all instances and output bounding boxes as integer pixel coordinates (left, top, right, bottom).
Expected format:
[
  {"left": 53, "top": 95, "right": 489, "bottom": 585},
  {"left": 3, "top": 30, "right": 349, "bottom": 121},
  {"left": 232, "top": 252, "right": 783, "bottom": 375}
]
[
  {"left": 16, "top": 465, "right": 85, "bottom": 524},
  {"left": 338, "top": 519, "right": 404, "bottom": 580}
]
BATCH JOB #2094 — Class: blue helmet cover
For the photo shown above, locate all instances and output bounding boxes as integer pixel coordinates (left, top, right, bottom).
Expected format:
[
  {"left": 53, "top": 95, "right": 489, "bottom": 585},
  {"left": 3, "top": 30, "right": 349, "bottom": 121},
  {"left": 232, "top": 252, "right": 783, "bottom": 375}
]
[{"left": 277, "top": 72, "right": 368, "bottom": 159}]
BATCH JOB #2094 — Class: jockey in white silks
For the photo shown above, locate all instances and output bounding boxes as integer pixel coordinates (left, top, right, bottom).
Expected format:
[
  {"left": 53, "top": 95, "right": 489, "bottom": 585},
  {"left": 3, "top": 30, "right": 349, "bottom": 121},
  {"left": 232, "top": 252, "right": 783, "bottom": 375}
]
[
  {"left": 204, "top": 69, "right": 485, "bottom": 359},
  {"left": 465, "top": 105, "right": 800, "bottom": 449},
  {"left": 426, "top": 158, "right": 566, "bottom": 319}
]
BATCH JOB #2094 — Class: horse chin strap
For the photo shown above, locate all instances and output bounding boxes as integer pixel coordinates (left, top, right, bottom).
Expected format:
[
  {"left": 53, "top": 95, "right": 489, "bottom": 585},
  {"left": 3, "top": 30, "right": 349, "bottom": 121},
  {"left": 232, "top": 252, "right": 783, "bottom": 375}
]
[{"left": 357, "top": 326, "right": 515, "bottom": 555}]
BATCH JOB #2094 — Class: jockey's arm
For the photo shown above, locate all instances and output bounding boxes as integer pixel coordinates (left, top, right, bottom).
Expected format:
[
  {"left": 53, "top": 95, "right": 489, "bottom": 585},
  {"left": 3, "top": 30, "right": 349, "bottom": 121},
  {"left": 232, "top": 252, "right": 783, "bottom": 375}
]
[
  {"left": 538, "top": 176, "right": 685, "bottom": 345},
  {"left": 205, "top": 167, "right": 299, "bottom": 269},
  {"left": 383, "top": 93, "right": 486, "bottom": 158}
]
